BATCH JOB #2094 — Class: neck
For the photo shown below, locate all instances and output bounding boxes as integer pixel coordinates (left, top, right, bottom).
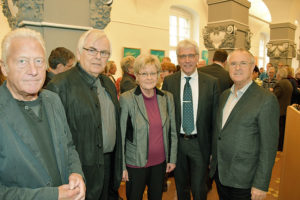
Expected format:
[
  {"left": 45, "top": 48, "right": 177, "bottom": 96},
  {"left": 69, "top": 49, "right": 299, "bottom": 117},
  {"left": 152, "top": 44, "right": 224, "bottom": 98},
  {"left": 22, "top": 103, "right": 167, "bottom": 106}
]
[
  {"left": 234, "top": 79, "right": 251, "bottom": 93},
  {"left": 141, "top": 88, "right": 155, "bottom": 97},
  {"left": 213, "top": 61, "right": 224, "bottom": 67}
]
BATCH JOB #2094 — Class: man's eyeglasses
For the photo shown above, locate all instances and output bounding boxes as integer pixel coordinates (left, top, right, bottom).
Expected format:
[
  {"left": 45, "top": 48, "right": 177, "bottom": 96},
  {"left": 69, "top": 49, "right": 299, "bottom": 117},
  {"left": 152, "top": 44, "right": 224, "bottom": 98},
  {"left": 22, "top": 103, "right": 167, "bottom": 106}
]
[
  {"left": 83, "top": 47, "right": 110, "bottom": 58},
  {"left": 229, "top": 61, "right": 252, "bottom": 68},
  {"left": 138, "top": 72, "right": 158, "bottom": 78},
  {"left": 178, "top": 54, "right": 198, "bottom": 59}
]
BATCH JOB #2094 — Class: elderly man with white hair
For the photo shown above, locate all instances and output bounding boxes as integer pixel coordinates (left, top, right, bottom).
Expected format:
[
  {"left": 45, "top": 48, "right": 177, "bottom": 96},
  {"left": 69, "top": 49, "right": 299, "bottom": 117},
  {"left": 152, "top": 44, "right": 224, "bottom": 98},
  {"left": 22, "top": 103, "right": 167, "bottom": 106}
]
[
  {"left": 0, "top": 28, "right": 85, "bottom": 200},
  {"left": 47, "top": 29, "right": 122, "bottom": 200}
]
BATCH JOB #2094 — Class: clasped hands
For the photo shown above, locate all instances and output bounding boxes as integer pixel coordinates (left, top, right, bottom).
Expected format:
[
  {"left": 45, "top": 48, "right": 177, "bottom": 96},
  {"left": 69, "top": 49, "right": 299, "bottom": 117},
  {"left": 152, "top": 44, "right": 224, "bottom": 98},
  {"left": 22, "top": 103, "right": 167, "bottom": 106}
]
[{"left": 58, "top": 173, "right": 86, "bottom": 200}]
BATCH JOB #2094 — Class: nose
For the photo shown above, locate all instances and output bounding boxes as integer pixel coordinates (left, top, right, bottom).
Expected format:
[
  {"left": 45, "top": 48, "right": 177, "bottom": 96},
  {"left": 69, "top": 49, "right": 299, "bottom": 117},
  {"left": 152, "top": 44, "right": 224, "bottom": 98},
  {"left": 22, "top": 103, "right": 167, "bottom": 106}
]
[
  {"left": 27, "top": 61, "right": 38, "bottom": 76},
  {"left": 95, "top": 51, "right": 102, "bottom": 59}
]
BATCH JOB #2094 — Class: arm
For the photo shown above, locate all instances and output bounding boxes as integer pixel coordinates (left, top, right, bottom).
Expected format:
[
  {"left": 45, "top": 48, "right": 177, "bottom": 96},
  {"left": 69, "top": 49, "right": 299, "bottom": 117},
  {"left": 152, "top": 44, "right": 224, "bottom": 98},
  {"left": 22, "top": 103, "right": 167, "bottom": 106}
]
[
  {"left": 273, "top": 83, "right": 282, "bottom": 98},
  {"left": 120, "top": 78, "right": 137, "bottom": 93},
  {"left": 252, "top": 94, "right": 279, "bottom": 191}
]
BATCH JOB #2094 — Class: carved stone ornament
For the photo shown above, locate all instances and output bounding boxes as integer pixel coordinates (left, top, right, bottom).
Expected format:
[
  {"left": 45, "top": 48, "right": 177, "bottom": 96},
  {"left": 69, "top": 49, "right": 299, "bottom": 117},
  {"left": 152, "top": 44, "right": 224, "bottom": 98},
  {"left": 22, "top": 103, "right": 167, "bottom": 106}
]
[
  {"left": 297, "top": 49, "right": 300, "bottom": 60},
  {"left": 90, "top": 0, "right": 112, "bottom": 29},
  {"left": 244, "top": 30, "right": 252, "bottom": 50},
  {"left": 203, "top": 25, "right": 237, "bottom": 50},
  {"left": 2, "top": 0, "right": 44, "bottom": 29},
  {"left": 266, "top": 42, "right": 295, "bottom": 58}
]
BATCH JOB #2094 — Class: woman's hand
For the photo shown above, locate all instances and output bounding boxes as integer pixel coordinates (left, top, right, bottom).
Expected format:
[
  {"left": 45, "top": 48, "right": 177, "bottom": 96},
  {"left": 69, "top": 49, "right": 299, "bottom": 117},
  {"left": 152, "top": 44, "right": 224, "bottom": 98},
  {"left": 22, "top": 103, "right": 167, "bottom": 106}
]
[
  {"left": 122, "top": 170, "right": 129, "bottom": 182},
  {"left": 166, "top": 163, "right": 176, "bottom": 173}
]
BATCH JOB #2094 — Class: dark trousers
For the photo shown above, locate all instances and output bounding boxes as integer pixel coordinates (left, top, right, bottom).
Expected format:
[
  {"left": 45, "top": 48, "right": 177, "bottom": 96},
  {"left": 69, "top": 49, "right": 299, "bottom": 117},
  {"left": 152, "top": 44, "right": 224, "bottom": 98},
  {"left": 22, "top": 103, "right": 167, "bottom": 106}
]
[
  {"left": 278, "top": 115, "right": 286, "bottom": 151},
  {"left": 214, "top": 170, "right": 251, "bottom": 200},
  {"left": 100, "top": 153, "right": 114, "bottom": 200},
  {"left": 126, "top": 162, "right": 166, "bottom": 200},
  {"left": 174, "top": 137, "right": 207, "bottom": 200},
  {"left": 82, "top": 164, "right": 104, "bottom": 200}
]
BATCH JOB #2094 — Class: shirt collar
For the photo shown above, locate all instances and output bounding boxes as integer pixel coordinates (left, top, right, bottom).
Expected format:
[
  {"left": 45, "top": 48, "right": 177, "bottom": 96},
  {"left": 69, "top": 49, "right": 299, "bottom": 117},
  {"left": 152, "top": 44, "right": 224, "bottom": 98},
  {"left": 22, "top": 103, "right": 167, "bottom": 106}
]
[
  {"left": 181, "top": 69, "right": 198, "bottom": 80},
  {"left": 230, "top": 81, "right": 253, "bottom": 98},
  {"left": 76, "top": 62, "right": 99, "bottom": 87}
]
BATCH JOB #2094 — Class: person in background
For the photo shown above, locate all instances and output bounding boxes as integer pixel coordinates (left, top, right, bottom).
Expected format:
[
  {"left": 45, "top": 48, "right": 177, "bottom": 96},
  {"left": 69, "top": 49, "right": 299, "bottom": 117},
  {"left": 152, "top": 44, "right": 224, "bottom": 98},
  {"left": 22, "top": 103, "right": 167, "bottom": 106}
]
[
  {"left": 120, "top": 54, "right": 177, "bottom": 200},
  {"left": 286, "top": 65, "right": 300, "bottom": 104},
  {"left": 162, "top": 39, "right": 219, "bottom": 200},
  {"left": 273, "top": 68, "right": 293, "bottom": 151},
  {"left": 119, "top": 56, "right": 137, "bottom": 94},
  {"left": 105, "top": 60, "right": 117, "bottom": 83},
  {"left": 259, "top": 62, "right": 272, "bottom": 80},
  {"left": 0, "top": 28, "right": 85, "bottom": 200},
  {"left": 199, "top": 49, "right": 233, "bottom": 93},
  {"left": 161, "top": 56, "right": 171, "bottom": 63},
  {"left": 262, "top": 66, "right": 277, "bottom": 91},
  {"left": 44, "top": 47, "right": 75, "bottom": 87},
  {"left": 253, "top": 65, "right": 263, "bottom": 86},
  {"left": 157, "top": 62, "right": 176, "bottom": 89},
  {"left": 47, "top": 29, "right": 122, "bottom": 200},
  {"left": 259, "top": 67, "right": 265, "bottom": 75},
  {"left": 210, "top": 49, "right": 279, "bottom": 200},
  {"left": 197, "top": 59, "right": 206, "bottom": 68}
]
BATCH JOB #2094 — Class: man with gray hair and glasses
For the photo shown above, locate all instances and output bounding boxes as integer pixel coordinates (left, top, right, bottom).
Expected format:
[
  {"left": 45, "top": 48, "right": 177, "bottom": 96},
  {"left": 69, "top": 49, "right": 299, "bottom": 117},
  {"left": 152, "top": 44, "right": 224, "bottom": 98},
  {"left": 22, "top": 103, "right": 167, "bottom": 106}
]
[
  {"left": 162, "top": 39, "right": 219, "bottom": 200},
  {"left": 210, "top": 49, "right": 279, "bottom": 200},
  {"left": 0, "top": 28, "right": 85, "bottom": 200},
  {"left": 47, "top": 29, "right": 122, "bottom": 200}
]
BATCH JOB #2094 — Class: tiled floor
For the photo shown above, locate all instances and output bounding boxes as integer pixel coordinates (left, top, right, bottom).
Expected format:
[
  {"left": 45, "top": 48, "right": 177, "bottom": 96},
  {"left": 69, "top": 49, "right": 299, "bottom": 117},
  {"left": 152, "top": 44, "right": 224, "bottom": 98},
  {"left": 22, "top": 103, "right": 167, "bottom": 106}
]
[{"left": 119, "top": 152, "right": 281, "bottom": 200}]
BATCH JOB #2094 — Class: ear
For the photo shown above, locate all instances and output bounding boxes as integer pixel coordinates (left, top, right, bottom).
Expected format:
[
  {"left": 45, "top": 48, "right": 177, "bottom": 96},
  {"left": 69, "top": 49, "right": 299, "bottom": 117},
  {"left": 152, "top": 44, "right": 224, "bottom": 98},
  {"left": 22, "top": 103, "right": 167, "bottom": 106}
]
[
  {"left": 0, "top": 60, "right": 8, "bottom": 77},
  {"left": 76, "top": 49, "right": 81, "bottom": 61}
]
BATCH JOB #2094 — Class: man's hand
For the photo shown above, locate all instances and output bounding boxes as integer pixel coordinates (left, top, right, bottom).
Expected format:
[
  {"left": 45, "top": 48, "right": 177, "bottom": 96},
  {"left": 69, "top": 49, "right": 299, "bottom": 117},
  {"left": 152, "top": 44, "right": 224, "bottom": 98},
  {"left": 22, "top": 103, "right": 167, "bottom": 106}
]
[
  {"left": 58, "top": 184, "right": 80, "bottom": 200},
  {"left": 251, "top": 187, "right": 267, "bottom": 200},
  {"left": 166, "top": 163, "right": 176, "bottom": 173},
  {"left": 122, "top": 170, "right": 129, "bottom": 182},
  {"left": 68, "top": 173, "right": 85, "bottom": 200}
]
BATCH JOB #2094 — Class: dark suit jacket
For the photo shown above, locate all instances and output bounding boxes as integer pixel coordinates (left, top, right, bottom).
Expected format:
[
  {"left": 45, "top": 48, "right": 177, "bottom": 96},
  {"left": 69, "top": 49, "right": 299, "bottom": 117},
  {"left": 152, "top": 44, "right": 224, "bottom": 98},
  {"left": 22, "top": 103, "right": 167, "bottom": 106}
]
[
  {"left": 120, "top": 72, "right": 137, "bottom": 94},
  {"left": 210, "top": 82, "right": 280, "bottom": 191},
  {"left": 199, "top": 63, "right": 233, "bottom": 93},
  {"left": 0, "top": 83, "right": 83, "bottom": 199},
  {"left": 162, "top": 70, "right": 219, "bottom": 164},
  {"left": 273, "top": 78, "right": 293, "bottom": 116},
  {"left": 47, "top": 64, "right": 122, "bottom": 199}
]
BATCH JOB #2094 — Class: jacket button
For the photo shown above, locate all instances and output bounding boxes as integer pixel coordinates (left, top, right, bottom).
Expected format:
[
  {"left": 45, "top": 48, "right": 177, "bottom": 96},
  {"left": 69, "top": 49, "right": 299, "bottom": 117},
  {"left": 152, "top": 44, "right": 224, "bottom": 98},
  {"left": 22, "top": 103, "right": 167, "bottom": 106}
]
[
  {"left": 97, "top": 144, "right": 102, "bottom": 148},
  {"left": 218, "top": 137, "right": 221, "bottom": 140}
]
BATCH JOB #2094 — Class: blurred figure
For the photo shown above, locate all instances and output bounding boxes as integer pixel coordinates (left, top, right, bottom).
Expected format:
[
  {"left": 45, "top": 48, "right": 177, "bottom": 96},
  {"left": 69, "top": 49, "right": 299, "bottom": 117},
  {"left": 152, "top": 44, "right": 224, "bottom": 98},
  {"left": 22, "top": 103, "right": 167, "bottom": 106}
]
[
  {"left": 295, "top": 67, "right": 300, "bottom": 86},
  {"left": 286, "top": 65, "right": 300, "bottom": 104},
  {"left": 120, "top": 56, "right": 137, "bottom": 94},
  {"left": 105, "top": 60, "right": 117, "bottom": 83},
  {"left": 161, "top": 56, "right": 171, "bottom": 63},
  {"left": 253, "top": 65, "right": 262, "bottom": 86},
  {"left": 120, "top": 54, "right": 177, "bottom": 200},
  {"left": 262, "top": 66, "right": 277, "bottom": 91},
  {"left": 44, "top": 47, "right": 75, "bottom": 86},
  {"left": 199, "top": 49, "right": 233, "bottom": 93},
  {"left": 273, "top": 68, "right": 293, "bottom": 151},
  {"left": 259, "top": 67, "right": 265, "bottom": 74},
  {"left": 259, "top": 62, "right": 272, "bottom": 80},
  {"left": 197, "top": 59, "right": 206, "bottom": 68},
  {"left": 157, "top": 62, "right": 176, "bottom": 89}
]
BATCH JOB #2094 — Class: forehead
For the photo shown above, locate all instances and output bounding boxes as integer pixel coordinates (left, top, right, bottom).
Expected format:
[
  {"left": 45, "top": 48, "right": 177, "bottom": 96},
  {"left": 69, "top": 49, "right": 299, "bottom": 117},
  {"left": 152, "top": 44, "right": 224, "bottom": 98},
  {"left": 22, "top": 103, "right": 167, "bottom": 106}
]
[
  {"left": 84, "top": 33, "right": 110, "bottom": 48},
  {"left": 229, "top": 51, "right": 250, "bottom": 62},
  {"left": 8, "top": 37, "right": 45, "bottom": 58},
  {"left": 140, "top": 63, "right": 157, "bottom": 71},
  {"left": 178, "top": 47, "right": 196, "bottom": 54}
]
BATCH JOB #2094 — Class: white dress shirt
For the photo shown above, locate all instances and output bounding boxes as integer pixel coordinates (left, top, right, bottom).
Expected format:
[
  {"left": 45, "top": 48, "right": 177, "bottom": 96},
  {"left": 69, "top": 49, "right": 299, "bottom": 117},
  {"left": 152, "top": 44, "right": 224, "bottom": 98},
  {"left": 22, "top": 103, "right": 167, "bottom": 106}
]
[{"left": 180, "top": 70, "right": 199, "bottom": 134}]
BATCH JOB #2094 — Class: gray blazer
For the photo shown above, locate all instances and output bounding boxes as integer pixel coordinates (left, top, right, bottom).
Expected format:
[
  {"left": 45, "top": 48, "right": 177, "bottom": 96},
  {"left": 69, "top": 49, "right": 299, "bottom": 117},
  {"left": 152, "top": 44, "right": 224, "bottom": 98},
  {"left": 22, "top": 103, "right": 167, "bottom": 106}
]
[
  {"left": 0, "top": 83, "right": 83, "bottom": 200},
  {"left": 119, "top": 86, "right": 177, "bottom": 170},
  {"left": 210, "top": 82, "right": 280, "bottom": 191}
]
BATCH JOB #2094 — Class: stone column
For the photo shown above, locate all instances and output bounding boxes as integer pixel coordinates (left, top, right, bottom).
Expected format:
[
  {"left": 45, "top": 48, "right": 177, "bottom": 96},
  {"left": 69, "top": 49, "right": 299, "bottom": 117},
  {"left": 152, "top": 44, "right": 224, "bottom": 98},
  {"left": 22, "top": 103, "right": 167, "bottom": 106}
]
[
  {"left": 267, "top": 22, "right": 297, "bottom": 67},
  {"left": 2, "top": 0, "right": 112, "bottom": 56},
  {"left": 204, "top": 0, "right": 251, "bottom": 64}
]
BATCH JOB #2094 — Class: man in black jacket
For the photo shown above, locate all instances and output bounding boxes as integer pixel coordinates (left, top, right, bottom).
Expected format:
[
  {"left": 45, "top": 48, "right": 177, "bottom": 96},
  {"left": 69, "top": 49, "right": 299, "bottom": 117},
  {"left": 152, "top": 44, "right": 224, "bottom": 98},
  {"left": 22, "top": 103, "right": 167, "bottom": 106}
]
[
  {"left": 199, "top": 49, "right": 233, "bottom": 93},
  {"left": 47, "top": 29, "right": 122, "bottom": 200}
]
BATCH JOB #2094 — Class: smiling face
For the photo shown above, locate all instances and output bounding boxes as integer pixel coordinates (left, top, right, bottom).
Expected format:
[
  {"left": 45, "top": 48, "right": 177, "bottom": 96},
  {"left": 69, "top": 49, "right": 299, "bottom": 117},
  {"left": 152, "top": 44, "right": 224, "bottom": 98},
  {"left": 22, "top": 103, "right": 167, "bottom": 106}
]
[
  {"left": 228, "top": 50, "right": 254, "bottom": 90},
  {"left": 136, "top": 64, "right": 159, "bottom": 93},
  {"left": 177, "top": 47, "right": 199, "bottom": 76},
  {"left": 1, "top": 37, "right": 46, "bottom": 101},
  {"left": 78, "top": 33, "right": 110, "bottom": 77}
]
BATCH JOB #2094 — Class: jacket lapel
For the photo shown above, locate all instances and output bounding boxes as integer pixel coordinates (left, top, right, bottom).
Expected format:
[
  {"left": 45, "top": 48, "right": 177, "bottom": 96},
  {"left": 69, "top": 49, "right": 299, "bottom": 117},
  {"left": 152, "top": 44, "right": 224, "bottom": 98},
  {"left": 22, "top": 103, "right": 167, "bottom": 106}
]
[
  {"left": 173, "top": 72, "right": 182, "bottom": 128},
  {"left": 218, "top": 89, "right": 231, "bottom": 131},
  {"left": 156, "top": 90, "right": 167, "bottom": 126},
  {"left": 133, "top": 88, "right": 149, "bottom": 123}
]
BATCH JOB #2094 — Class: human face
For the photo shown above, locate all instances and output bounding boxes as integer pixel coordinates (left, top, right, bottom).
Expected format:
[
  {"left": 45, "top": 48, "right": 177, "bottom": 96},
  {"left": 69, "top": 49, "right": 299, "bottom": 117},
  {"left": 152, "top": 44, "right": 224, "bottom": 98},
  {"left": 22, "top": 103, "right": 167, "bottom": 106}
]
[
  {"left": 268, "top": 67, "right": 275, "bottom": 79},
  {"left": 109, "top": 62, "right": 117, "bottom": 75},
  {"left": 1, "top": 37, "right": 46, "bottom": 101},
  {"left": 177, "top": 47, "right": 199, "bottom": 76},
  {"left": 136, "top": 64, "right": 159, "bottom": 95},
  {"left": 228, "top": 51, "right": 254, "bottom": 90},
  {"left": 78, "top": 34, "right": 110, "bottom": 77},
  {"left": 56, "top": 58, "right": 74, "bottom": 74}
]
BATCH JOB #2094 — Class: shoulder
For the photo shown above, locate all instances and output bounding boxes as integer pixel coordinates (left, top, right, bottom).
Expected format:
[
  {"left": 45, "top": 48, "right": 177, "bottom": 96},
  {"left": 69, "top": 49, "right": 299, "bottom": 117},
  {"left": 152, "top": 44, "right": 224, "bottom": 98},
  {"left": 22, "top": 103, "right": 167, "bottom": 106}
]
[
  {"left": 198, "top": 70, "right": 218, "bottom": 83},
  {"left": 40, "top": 89, "right": 63, "bottom": 103}
]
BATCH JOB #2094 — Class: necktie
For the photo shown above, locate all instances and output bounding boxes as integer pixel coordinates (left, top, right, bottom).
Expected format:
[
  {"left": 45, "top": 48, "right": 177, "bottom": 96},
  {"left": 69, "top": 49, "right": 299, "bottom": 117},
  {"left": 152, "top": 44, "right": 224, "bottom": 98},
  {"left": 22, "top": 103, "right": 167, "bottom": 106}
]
[{"left": 182, "top": 77, "right": 194, "bottom": 134}]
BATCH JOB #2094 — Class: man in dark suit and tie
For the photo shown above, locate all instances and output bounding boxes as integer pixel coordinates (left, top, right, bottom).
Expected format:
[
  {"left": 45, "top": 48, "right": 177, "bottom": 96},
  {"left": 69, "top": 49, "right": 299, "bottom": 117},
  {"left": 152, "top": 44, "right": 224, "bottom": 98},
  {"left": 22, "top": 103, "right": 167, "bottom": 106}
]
[
  {"left": 199, "top": 49, "right": 233, "bottom": 93},
  {"left": 209, "top": 49, "right": 279, "bottom": 200},
  {"left": 162, "top": 39, "right": 219, "bottom": 200}
]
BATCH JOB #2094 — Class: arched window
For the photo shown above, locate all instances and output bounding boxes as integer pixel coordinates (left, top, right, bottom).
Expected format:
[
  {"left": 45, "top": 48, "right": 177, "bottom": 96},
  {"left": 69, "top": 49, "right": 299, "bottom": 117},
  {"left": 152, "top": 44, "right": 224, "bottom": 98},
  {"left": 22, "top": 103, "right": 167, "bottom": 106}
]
[
  {"left": 258, "top": 33, "right": 269, "bottom": 69},
  {"left": 169, "top": 7, "right": 193, "bottom": 64}
]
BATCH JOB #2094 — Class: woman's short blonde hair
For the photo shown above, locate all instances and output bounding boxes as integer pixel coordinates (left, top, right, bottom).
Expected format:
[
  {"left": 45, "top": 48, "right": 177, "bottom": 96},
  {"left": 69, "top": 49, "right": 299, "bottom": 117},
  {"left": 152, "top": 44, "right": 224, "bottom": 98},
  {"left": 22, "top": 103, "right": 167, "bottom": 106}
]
[
  {"left": 120, "top": 56, "right": 135, "bottom": 73},
  {"left": 134, "top": 54, "right": 161, "bottom": 75}
]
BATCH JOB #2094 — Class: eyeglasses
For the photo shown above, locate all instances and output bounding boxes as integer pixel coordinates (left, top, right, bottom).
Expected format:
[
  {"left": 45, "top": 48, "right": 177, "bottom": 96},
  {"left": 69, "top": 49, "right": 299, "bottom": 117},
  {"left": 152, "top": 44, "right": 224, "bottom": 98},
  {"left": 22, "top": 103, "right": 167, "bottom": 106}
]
[
  {"left": 138, "top": 72, "right": 158, "bottom": 78},
  {"left": 178, "top": 54, "right": 198, "bottom": 59},
  {"left": 229, "top": 61, "right": 252, "bottom": 68},
  {"left": 83, "top": 47, "right": 110, "bottom": 58}
]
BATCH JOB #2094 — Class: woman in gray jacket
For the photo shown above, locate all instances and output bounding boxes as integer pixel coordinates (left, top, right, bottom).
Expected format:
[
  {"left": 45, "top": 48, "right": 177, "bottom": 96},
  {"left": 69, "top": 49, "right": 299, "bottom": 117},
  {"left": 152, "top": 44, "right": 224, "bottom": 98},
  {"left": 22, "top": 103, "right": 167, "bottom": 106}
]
[{"left": 119, "top": 54, "right": 177, "bottom": 200}]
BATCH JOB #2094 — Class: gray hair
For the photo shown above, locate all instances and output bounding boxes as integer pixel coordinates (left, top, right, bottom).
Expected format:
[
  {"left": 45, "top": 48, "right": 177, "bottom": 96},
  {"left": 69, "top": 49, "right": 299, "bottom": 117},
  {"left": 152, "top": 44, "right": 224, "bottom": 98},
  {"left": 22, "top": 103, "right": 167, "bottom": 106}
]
[
  {"left": 227, "top": 48, "right": 255, "bottom": 64},
  {"left": 1, "top": 28, "right": 46, "bottom": 69},
  {"left": 277, "top": 68, "right": 288, "bottom": 79},
  {"left": 134, "top": 54, "right": 161, "bottom": 75},
  {"left": 121, "top": 56, "right": 135, "bottom": 73},
  {"left": 77, "top": 29, "right": 111, "bottom": 56},
  {"left": 176, "top": 39, "right": 199, "bottom": 55}
]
